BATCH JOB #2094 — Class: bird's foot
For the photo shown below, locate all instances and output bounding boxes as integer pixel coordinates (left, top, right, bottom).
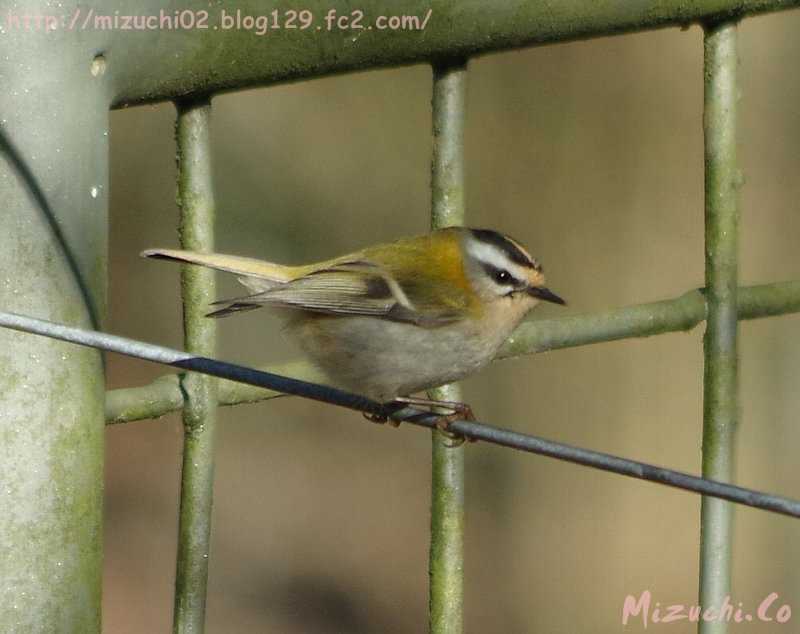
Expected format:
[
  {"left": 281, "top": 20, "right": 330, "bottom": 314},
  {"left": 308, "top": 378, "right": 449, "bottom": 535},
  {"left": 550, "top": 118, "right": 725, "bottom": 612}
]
[
  {"left": 363, "top": 400, "right": 407, "bottom": 427},
  {"left": 363, "top": 411, "right": 388, "bottom": 424},
  {"left": 363, "top": 410, "right": 402, "bottom": 428},
  {"left": 389, "top": 396, "right": 476, "bottom": 447}
]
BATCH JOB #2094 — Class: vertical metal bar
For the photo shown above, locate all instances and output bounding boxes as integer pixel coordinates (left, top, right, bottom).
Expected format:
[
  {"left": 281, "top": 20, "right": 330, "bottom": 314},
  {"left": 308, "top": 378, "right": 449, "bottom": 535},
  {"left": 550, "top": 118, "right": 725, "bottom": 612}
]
[
  {"left": 0, "top": 9, "right": 108, "bottom": 629},
  {"left": 429, "top": 62, "right": 467, "bottom": 634},
  {"left": 173, "top": 98, "right": 219, "bottom": 634},
  {"left": 699, "top": 22, "right": 739, "bottom": 634}
]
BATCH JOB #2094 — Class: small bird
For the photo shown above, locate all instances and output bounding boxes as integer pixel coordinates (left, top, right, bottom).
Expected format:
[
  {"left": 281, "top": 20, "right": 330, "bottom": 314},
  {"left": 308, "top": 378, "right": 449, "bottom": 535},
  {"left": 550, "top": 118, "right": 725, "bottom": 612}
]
[{"left": 143, "top": 227, "right": 564, "bottom": 418}]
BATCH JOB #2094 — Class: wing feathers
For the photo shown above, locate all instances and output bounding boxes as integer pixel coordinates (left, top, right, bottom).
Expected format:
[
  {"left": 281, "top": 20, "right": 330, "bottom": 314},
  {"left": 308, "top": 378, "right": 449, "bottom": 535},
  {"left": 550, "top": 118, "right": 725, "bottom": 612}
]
[
  {"left": 144, "top": 249, "right": 461, "bottom": 327},
  {"left": 239, "top": 269, "right": 398, "bottom": 317}
]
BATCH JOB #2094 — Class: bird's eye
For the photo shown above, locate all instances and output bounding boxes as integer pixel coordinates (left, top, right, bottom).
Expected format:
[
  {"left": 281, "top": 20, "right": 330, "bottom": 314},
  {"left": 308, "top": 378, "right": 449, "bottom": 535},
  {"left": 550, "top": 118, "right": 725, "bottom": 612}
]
[{"left": 481, "top": 262, "right": 519, "bottom": 289}]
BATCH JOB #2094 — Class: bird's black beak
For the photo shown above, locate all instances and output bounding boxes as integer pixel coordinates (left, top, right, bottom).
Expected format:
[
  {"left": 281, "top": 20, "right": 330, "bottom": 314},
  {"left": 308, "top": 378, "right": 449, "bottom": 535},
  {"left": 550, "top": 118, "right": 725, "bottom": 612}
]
[{"left": 528, "top": 286, "right": 566, "bottom": 306}]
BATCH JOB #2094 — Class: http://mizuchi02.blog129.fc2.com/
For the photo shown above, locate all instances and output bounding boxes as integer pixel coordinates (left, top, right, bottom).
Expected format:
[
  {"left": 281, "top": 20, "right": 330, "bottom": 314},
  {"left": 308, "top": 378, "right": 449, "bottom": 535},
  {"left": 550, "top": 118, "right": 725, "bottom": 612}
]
[{"left": 2, "top": 7, "right": 434, "bottom": 35}]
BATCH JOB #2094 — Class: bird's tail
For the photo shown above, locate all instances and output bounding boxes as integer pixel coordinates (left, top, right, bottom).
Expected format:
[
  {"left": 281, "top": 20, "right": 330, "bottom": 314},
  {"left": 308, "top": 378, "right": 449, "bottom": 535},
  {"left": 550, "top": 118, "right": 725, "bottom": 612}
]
[
  {"left": 141, "top": 248, "right": 293, "bottom": 293},
  {"left": 141, "top": 249, "right": 292, "bottom": 281}
]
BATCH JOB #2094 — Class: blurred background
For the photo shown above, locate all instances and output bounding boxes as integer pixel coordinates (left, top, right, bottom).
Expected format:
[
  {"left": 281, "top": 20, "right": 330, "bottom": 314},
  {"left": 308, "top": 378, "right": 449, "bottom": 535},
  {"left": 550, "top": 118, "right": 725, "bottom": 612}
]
[{"left": 104, "top": 13, "right": 800, "bottom": 633}]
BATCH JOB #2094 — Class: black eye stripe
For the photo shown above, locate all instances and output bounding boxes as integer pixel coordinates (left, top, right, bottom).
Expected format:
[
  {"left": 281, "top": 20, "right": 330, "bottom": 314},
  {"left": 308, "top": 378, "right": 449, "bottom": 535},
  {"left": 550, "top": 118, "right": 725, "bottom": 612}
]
[
  {"left": 481, "top": 262, "right": 524, "bottom": 288},
  {"left": 470, "top": 228, "right": 539, "bottom": 270}
]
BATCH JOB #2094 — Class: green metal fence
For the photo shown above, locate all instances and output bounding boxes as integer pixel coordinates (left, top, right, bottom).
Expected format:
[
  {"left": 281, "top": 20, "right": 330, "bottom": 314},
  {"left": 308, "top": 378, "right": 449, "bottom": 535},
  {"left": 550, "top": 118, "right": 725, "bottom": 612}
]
[{"left": 2, "top": 1, "right": 800, "bottom": 632}]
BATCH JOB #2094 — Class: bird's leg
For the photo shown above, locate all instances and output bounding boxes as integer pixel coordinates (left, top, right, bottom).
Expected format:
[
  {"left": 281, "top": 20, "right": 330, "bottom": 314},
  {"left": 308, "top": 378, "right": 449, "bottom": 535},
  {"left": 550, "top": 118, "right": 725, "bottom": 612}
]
[
  {"left": 364, "top": 397, "right": 476, "bottom": 444},
  {"left": 392, "top": 395, "right": 474, "bottom": 420}
]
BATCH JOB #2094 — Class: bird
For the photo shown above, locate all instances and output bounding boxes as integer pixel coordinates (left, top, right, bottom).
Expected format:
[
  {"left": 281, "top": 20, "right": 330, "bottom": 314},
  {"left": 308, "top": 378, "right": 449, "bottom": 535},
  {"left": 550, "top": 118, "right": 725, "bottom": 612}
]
[{"left": 142, "top": 226, "right": 564, "bottom": 424}]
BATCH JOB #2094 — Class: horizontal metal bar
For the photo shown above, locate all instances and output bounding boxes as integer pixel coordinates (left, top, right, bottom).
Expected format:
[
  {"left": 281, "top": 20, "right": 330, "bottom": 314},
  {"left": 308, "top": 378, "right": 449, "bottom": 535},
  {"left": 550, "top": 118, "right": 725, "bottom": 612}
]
[
  {"left": 105, "top": 361, "right": 307, "bottom": 423},
  {"left": 105, "top": 280, "right": 800, "bottom": 423},
  {"left": 110, "top": 0, "right": 800, "bottom": 108},
  {"left": 497, "top": 280, "right": 800, "bottom": 358},
  {"left": 2, "top": 310, "right": 800, "bottom": 519}
]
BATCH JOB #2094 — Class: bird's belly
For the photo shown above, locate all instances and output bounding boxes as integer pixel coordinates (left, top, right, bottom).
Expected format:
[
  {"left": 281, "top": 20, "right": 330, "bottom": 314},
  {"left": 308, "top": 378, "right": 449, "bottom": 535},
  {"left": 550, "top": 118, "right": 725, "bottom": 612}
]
[{"left": 289, "top": 315, "right": 505, "bottom": 402}]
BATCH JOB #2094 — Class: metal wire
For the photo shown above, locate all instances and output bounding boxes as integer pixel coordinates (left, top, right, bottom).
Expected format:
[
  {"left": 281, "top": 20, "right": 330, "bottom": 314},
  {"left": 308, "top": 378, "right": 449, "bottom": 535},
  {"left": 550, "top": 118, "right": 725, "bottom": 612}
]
[
  {"left": 2, "top": 309, "right": 800, "bottom": 519},
  {"left": 104, "top": 280, "right": 800, "bottom": 424}
]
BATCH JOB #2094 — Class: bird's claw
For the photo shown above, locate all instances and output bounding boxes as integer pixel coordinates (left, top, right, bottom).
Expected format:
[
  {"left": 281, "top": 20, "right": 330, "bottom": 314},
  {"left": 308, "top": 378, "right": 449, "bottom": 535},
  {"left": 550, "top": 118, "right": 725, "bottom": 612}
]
[
  {"left": 433, "top": 403, "right": 474, "bottom": 448},
  {"left": 364, "top": 399, "right": 476, "bottom": 442},
  {"left": 363, "top": 411, "right": 401, "bottom": 427}
]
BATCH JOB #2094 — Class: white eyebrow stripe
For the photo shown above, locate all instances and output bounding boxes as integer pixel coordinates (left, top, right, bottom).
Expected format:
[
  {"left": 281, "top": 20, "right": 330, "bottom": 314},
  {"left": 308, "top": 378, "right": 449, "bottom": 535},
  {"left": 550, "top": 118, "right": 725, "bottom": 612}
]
[
  {"left": 467, "top": 240, "right": 510, "bottom": 269},
  {"left": 467, "top": 240, "right": 530, "bottom": 282}
]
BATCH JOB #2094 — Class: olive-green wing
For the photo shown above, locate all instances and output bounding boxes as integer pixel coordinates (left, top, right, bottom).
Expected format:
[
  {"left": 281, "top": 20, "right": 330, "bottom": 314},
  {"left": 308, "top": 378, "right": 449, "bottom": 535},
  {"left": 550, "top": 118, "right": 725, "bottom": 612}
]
[{"left": 208, "top": 261, "right": 460, "bottom": 326}]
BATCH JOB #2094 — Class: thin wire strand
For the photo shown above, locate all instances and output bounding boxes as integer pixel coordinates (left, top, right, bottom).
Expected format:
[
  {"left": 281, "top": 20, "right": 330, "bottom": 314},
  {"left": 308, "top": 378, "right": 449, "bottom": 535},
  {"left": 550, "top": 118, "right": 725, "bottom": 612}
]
[
  {"left": 104, "top": 280, "right": 800, "bottom": 424},
  {"left": 2, "top": 309, "right": 800, "bottom": 519}
]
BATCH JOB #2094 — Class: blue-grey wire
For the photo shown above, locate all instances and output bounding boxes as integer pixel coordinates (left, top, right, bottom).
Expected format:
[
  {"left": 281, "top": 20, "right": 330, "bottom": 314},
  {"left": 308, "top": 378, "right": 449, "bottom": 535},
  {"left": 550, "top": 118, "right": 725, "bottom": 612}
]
[{"left": 1, "top": 310, "right": 798, "bottom": 519}]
